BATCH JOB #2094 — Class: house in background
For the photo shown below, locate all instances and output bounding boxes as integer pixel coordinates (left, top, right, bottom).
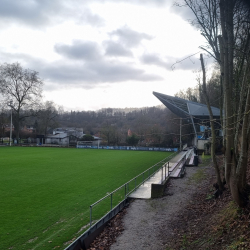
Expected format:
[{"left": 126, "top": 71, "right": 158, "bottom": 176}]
[
  {"left": 22, "top": 125, "right": 35, "bottom": 134},
  {"left": 2, "top": 123, "right": 14, "bottom": 133},
  {"left": 53, "top": 127, "right": 84, "bottom": 137},
  {"left": 45, "top": 132, "right": 69, "bottom": 146},
  {"left": 128, "top": 129, "right": 133, "bottom": 137},
  {"left": 43, "top": 128, "right": 101, "bottom": 146}
]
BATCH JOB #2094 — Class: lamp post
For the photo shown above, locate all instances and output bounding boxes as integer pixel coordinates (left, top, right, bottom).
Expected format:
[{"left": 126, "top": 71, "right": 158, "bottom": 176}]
[{"left": 9, "top": 101, "right": 13, "bottom": 146}]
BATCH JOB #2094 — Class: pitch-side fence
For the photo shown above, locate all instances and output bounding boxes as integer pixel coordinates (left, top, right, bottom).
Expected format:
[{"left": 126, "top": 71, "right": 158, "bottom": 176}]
[
  {"left": 65, "top": 152, "right": 177, "bottom": 250},
  {"left": 76, "top": 144, "right": 178, "bottom": 152}
]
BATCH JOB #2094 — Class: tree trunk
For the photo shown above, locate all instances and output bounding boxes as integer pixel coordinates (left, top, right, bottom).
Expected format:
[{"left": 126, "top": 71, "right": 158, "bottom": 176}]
[
  {"left": 219, "top": 0, "right": 249, "bottom": 207},
  {"left": 232, "top": 63, "right": 250, "bottom": 207},
  {"left": 200, "top": 53, "right": 223, "bottom": 190},
  {"left": 219, "top": 0, "right": 234, "bottom": 187}
]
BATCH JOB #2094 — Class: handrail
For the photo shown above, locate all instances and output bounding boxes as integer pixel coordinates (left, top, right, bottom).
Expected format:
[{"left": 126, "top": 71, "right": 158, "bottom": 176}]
[
  {"left": 89, "top": 152, "right": 177, "bottom": 226},
  {"left": 64, "top": 151, "right": 177, "bottom": 250}
]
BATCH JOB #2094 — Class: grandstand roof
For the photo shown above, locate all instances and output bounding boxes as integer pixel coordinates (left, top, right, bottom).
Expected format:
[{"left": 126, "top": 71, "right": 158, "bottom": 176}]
[{"left": 153, "top": 91, "right": 220, "bottom": 119}]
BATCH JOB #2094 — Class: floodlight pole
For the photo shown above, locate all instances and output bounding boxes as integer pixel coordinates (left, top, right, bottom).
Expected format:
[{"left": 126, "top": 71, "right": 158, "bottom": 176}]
[
  {"left": 9, "top": 101, "right": 13, "bottom": 147},
  {"left": 10, "top": 108, "right": 12, "bottom": 146}
]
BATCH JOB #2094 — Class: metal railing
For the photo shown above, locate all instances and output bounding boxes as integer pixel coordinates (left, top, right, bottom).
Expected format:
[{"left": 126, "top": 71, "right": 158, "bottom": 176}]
[
  {"left": 89, "top": 152, "right": 177, "bottom": 227},
  {"left": 65, "top": 151, "right": 178, "bottom": 250}
]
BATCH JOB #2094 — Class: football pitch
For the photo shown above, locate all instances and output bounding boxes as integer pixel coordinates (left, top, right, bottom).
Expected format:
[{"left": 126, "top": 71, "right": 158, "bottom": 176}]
[{"left": 0, "top": 147, "right": 172, "bottom": 250}]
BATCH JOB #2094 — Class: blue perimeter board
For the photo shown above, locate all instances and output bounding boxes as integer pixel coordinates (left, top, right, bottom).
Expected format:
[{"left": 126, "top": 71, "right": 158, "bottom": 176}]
[{"left": 76, "top": 145, "right": 178, "bottom": 152}]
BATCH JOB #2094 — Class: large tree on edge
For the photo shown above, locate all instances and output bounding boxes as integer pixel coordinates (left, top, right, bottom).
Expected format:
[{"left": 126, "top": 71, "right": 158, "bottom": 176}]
[{"left": 0, "top": 62, "right": 43, "bottom": 142}]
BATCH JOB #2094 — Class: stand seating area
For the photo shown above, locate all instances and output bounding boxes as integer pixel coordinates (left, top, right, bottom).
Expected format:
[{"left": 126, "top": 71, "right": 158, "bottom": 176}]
[{"left": 169, "top": 147, "right": 198, "bottom": 178}]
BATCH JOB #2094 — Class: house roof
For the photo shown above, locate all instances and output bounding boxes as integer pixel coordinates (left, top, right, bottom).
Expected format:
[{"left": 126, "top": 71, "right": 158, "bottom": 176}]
[
  {"left": 47, "top": 132, "right": 68, "bottom": 139},
  {"left": 46, "top": 133, "right": 101, "bottom": 140},
  {"left": 153, "top": 91, "right": 220, "bottom": 118},
  {"left": 82, "top": 134, "right": 101, "bottom": 140}
]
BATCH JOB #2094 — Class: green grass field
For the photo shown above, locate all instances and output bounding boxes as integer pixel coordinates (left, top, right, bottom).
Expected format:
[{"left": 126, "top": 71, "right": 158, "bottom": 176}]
[{"left": 0, "top": 147, "right": 172, "bottom": 250}]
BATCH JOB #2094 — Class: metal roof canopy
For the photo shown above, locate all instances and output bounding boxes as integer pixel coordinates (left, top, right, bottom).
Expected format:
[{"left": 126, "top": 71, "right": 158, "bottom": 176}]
[
  {"left": 153, "top": 91, "right": 221, "bottom": 147},
  {"left": 153, "top": 91, "right": 220, "bottom": 119}
]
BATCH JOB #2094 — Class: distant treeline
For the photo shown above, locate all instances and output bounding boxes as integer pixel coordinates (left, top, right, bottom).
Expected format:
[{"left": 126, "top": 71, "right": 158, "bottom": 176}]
[{"left": 1, "top": 104, "right": 193, "bottom": 147}]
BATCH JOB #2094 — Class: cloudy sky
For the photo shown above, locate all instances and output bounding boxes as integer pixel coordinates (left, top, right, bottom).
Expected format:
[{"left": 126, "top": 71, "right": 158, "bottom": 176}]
[{"left": 0, "top": 0, "right": 212, "bottom": 111}]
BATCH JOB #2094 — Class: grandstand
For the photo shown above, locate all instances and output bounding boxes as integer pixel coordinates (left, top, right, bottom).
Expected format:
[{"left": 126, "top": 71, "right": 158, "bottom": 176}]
[{"left": 153, "top": 91, "right": 222, "bottom": 151}]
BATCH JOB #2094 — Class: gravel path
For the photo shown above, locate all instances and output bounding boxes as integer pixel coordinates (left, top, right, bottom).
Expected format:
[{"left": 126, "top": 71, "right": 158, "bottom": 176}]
[{"left": 110, "top": 165, "right": 214, "bottom": 250}]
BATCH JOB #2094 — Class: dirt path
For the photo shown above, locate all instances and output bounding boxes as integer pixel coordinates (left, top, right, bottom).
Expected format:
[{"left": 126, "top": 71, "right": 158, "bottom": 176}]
[{"left": 109, "top": 165, "right": 214, "bottom": 250}]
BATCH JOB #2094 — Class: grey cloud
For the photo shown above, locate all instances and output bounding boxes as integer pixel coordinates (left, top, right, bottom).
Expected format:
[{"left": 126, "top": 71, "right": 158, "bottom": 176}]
[
  {"left": 0, "top": 0, "right": 170, "bottom": 29},
  {"left": 0, "top": 51, "right": 45, "bottom": 70},
  {"left": 40, "top": 60, "right": 162, "bottom": 90},
  {"left": 77, "top": 9, "right": 105, "bottom": 27},
  {"left": 86, "top": 60, "right": 161, "bottom": 82},
  {"left": 75, "top": 0, "right": 169, "bottom": 7},
  {"left": 103, "top": 41, "right": 133, "bottom": 57},
  {"left": 169, "top": 56, "right": 201, "bottom": 71},
  {"left": 0, "top": 51, "right": 162, "bottom": 90},
  {"left": 141, "top": 53, "right": 167, "bottom": 68},
  {"left": 78, "top": 0, "right": 169, "bottom": 6},
  {"left": 54, "top": 40, "right": 101, "bottom": 61},
  {"left": 110, "top": 27, "right": 153, "bottom": 47},
  {"left": 0, "top": 0, "right": 105, "bottom": 28},
  {"left": 52, "top": 39, "right": 162, "bottom": 87},
  {"left": 126, "top": 0, "right": 168, "bottom": 5},
  {"left": 0, "top": 0, "right": 63, "bottom": 26},
  {"left": 41, "top": 64, "right": 95, "bottom": 86},
  {"left": 141, "top": 53, "right": 203, "bottom": 71},
  {"left": 169, "top": 54, "right": 214, "bottom": 71},
  {"left": 170, "top": 2, "right": 197, "bottom": 23}
]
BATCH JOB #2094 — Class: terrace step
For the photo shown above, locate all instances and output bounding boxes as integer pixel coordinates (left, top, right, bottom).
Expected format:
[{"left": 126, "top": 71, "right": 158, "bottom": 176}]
[
  {"left": 170, "top": 160, "right": 186, "bottom": 178},
  {"left": 186, "top": 148, "right": 198, "bottom": 166},
  {"left": 170, "top": 168, "right": 182, "bottom": 178},
  {"left": 185, "top": 149, "right": 193, "bottom": 161},
  {"left": 129, "top": 149, "right": 198, "bottom": 198},
  {"left": 189, "top": 153, "right": 195, "bottom": 165}
]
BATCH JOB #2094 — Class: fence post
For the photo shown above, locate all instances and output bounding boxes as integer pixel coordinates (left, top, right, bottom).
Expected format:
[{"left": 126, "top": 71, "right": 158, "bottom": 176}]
[
  {"left": 135, "top": 177, "right": 137, "bottom": 189},
  {"left": 110, "top": 193, "right": 113, "bottom": 210},
  {"left": 87, "top": 154, "right": 174, "bottom": 234},
  {"left": 90, "top": 205, "right": 92, "bottom": 227},
  {"left": 143, "top": 172, "right": 144, "bottom": 184},
  {"left": 161, "top": 166, "right": 163, "bottom": 183},
  {"left": 165, "top": 164, "right": 166, "bottom": 179}
]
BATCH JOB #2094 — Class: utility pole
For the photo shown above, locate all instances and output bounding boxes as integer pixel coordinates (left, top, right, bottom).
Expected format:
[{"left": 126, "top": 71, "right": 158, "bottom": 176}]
[
  {"left": 9, "top": 101, "right": 13, "bottom": 147},
  {"left": 10, "top": 108, "right": 12, "bottom": 146}
]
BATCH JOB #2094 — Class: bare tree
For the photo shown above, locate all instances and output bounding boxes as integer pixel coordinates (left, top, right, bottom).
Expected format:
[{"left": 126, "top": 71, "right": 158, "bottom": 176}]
[
  {"left": 0, "top": 62, "right": 43, "bottom": 141},
  {"left": 175, "top": 87, "right": 199, "bottom": 102},
  {"left": 36, "top": 101, "right": 59, "bottom": 136},
  {"left": 200, "top": 53, "right": 223, "bottom": 190},
  {"left": 176, "top": 0, "right": 250, "bottom": 206},
  {"left": 175, "top": 0, "right": 221, "bottom": 61},
  {"left": 101, "top": 123, "right": 116, "bottom": 145},
  {"left": 218, "top": 0, "right": 250, "bottom": 206}
]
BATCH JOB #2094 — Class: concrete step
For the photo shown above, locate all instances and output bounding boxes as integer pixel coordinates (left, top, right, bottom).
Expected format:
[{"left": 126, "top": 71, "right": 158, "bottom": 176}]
[
  {"left": 170, "top": 161, "right": 185, "bottom": 178},
  {"left": 170, "top": 168, "right": 182, "bottom": 178},
  {"left": 189, "top": 154, "right": 194, "bottom": 165},
  {"left": 185, "top": 149, "right": 193, "bottom": 161}
]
